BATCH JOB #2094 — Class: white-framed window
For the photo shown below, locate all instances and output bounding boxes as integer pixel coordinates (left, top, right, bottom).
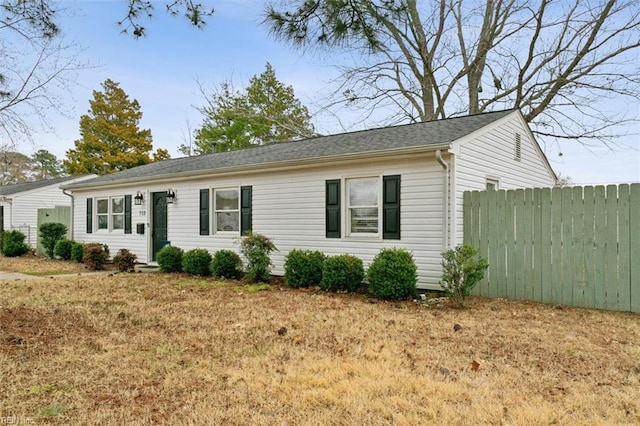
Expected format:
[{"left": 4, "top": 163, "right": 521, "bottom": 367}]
[
  {"left": 96, "top": 198, "right": 109, "bottom": 230},
  {"left": 347, "top": 177, "right": 380, "bottom": 236},
  {"left": 486, "top": 178, "right": 499, "bottom": 191},
  {"left": 111, "top": 197, "right": 124, "bottom": 230},
  {"left": 96, "top": 196, "right": 124, "bottom": 231},
  {"left": 214, "top": 187, "right": 239, "bottom": 233}
]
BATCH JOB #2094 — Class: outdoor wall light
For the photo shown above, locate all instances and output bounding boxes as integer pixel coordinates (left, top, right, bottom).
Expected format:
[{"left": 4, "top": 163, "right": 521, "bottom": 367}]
[
  {"left": 134, "top": 191, "right": 144, "bottom": 205},
  {"left": 166, "top": 188, "right": 176, "bottom": 204}
]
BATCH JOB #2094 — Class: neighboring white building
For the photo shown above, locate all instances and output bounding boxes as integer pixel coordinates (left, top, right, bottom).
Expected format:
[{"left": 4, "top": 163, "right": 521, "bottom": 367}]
[
  {"left": 0, "top": 175, "right": 96, "bottom": 250},
  {"left": 62, "top": 110, "right": 556, "bottom": 289}
]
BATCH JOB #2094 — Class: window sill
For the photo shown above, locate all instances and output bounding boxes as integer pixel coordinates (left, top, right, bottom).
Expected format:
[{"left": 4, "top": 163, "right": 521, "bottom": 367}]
[{"left": 344, "top": 234, "right": 381, "bottom": 241}]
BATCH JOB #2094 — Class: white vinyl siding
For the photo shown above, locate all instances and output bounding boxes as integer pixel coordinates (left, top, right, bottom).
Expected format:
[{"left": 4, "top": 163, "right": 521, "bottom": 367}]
[
  {"left": 1, "top": 175, "right": 94, "bottom": 248},
  {"left": 453, "top": 113, "right": 556, "bottom": 245},
  {"left": 70, "top": 155, "right": 446, "bottom": 289},
  {"left": 67, "top": 113, "right": 556, "bottom": 290}
]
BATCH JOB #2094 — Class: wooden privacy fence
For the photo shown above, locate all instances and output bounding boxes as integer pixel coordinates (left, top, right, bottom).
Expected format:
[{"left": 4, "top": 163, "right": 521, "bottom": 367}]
[{"left": 463, "top": 184, "right": 639, "bottom": 313}]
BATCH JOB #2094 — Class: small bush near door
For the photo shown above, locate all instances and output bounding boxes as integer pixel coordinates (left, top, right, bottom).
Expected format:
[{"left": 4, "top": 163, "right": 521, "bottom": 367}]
[
  {"left": 320, "top": 254, "right": 364, "bottom": 292},
  {"left": 54, "top": 239, "right": 75, "bottom": 260},
  {"left": 156, "top": 246, "right": 184, "bottom": 273},
  {"left": 367, "top": 248, "right": 417, "bottom": 300},
  {"left": 83, "top": 243, "right": 108, "bottom": 271},
  {"left": 39, "top": 222, "right": 68, "bottom": 258},
  {"left": 284, "top": 249, "right": 325, "bottom": 288},
  {"left": 71, "top": 242, "right": 85, "bottom": 263},
  {"left": 113, "top": 249, "right": 138, "bottom": 272},
  {"left": 1, "top": 230, "right": 29, "bottom": 257},
  {"left": 210, "top": 249, "right": 242, "bottom": 279},
  {"left": 182, "top": 248, "right": 212, "bottom": 277}
]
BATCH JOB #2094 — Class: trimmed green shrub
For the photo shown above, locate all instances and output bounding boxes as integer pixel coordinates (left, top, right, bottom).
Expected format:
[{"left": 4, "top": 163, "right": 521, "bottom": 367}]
[
  {"left": 240, "top": 232, "right": 277, "bottom": 283},
  {"left": 182, "top": 248, "right": 212, "bottom": 276},
  {"left": 284, "top": 249, "right": 325, "bottom": 288},
  {"left": 157, "top": 245, "right": 184, "bottom": 273},
  {"left": 83, "top": 243, "right": 108, "bottom": 270},
  {"left": 367, "top": 248, "right": 418, "bottom": 300},
  {"left": 320, "top": 254, "right": 364, "bottom": 292},
  {"left": 39, "top": 222, "right": 67, "bottom": 258},
  {"left": 71, "top": 242, "right": 85, "bottom": 263},
  {"left": 210, "top": 249, "right": 242, "bottom": 279},
  {"left": 1, "top": 230, "right": 29, "bottom": 257},
  {"left": 54, "top": 239, "right": 74, "bottom": 260},
  {"left": 440, "top": 244, "right": 489, "bottom": 309},
  {"left": 113, "top": 248, "right": 138, "bottom": 272}
]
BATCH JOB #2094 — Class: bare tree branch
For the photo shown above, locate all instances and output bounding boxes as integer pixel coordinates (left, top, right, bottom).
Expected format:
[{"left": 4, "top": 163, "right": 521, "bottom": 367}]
[{"left": 265, "top": 0, "right": 640, "bottom": 148}]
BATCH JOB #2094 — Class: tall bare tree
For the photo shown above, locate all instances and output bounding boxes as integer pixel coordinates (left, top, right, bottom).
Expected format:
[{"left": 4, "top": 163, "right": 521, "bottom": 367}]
[
  {"left": 0, "top": 0, "right": 215, "bottom": 148},
  {"left": 265, "top": 0, "right": 640, "bottom": 146},
  {"left": 0, "top": 1, "right": 84, "bottom": 147}
]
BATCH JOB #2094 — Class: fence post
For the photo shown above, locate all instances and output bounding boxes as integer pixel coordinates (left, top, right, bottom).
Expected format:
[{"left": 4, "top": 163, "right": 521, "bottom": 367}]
[
  {"left": 630, "top": 183, "right": 640, "bottom": 313},
  {"left": 618, "top": 184, "right": 631, "bottom": 311}
]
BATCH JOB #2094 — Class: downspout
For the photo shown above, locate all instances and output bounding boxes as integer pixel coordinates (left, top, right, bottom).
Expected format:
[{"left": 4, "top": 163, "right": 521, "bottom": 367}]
[
  {"left": 435, "top": 149, "right": 449, "bottom": 250},
  {"left": 62, "top": 189, "right": 74, "bottom": 240}
]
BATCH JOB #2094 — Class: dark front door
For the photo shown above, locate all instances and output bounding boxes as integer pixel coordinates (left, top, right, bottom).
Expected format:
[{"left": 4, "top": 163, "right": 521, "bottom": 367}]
[{"left": 152, "top": 192, "right": 168, "bottom": 261}]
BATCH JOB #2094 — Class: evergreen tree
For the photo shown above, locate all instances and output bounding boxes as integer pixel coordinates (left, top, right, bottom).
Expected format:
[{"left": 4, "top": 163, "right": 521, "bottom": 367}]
[
  {"left": 181, "top": 63, "right": 315, "bottom": 155},
  {"left": 31, "top": 149, "right": 63, "bottom": 179},
  {"left": 64, "top": 79, "right": 169, "bottom": 175}
]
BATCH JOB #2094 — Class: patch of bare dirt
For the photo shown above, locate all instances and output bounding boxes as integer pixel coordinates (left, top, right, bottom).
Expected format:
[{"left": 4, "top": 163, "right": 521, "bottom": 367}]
[{"left": 0, "top": 305, "right": 96, "bottom": 356}]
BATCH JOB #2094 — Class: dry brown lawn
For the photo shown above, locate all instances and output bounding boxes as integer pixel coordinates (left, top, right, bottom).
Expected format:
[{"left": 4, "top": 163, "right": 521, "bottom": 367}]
[
  {"left": 0, "top": 256, "right": 639, "bottom": 425},
  {"left": 0, "top": 253, "right": 93, "bottom": 276}
]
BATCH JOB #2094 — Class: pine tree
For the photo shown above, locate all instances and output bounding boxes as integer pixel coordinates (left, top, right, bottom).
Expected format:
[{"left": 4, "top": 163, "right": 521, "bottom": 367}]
[
  {"left": 182, "top": 63, "right": 315, "bottom": 155},
  {"left": 31, "top": 149, "right": 63, "bottom": 179},
  {"left": 64, "top": 79, "right": 169, "bottom": 175}
]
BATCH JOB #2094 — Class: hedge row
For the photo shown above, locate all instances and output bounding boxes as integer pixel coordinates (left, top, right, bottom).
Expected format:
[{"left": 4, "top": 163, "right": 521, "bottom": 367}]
[
  {"left": 284, "top": 247, "right": 418, "bottom": 300},
  {"left": 156, "top": 246, "right": 243, "bottom": 279},
  {"left": 2, "top": 228, "right": 418, "bottom": 300}
]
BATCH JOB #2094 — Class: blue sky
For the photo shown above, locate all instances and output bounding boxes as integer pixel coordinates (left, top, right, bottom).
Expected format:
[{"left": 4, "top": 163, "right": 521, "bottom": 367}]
[{"left": 29, "top": 1, "right": 640, "bottom": 184}]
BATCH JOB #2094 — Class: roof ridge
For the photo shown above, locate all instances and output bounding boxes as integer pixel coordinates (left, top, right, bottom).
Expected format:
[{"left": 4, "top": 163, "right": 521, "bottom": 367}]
[{"left": 63, "top": 109, "right": 518, "bottom": 189}]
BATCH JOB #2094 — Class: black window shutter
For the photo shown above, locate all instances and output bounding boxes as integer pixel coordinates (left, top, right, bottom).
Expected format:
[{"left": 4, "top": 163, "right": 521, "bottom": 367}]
[
  {"left": 124, "top": 194, "right": 132, "bottom": 234},
  {"left": 241, "top": 186, "right": 252, "bottom": 236},
  {"left": 383, "top": 175, "right": 401, "bottom": 240},
  {"left": 199, "top": 189, "right": 210, "bottom": 235},
  {"left": 86, "top": 198, "right": 93, "bottom": 234},
  {"left": 325, "top": 179, "right": 341, "bottom": 238}
]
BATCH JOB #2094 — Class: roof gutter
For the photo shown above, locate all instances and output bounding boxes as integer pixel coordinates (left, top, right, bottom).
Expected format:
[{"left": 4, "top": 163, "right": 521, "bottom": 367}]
[{"left": 62, "top": 144, "right": 452, "bottom": 192}]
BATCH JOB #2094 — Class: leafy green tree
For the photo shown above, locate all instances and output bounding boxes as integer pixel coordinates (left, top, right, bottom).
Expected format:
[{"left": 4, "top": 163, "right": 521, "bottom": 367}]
[
  {"left": 181, "top": 63, "right": 315, "bottom": 155},
  {"left": 265, "top": 0, "right": 640, "bottom": 147},
  {"left": 64, "top": 79, "right": 169, "bottom": 175},
  {"left": 31, "top": 149, "right": 63, "bottom": 179}
]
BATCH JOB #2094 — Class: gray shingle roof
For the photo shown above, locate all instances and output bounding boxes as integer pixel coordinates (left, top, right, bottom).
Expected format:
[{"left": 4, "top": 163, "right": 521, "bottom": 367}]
[
  {"left": 64, "top": 109, "right": 516, "bottom": 189},
  {"left": 0, "top": 175, "right": 88, "bottom": 196}
]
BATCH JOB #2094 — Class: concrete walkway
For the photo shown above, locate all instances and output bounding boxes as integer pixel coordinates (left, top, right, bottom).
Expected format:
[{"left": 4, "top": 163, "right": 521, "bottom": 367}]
[
  {"left": 0, "top": 265, "right": 161, "bottom": 282},
  {"left": 0, "top": 271, "right": 39, "bottom": 281}
]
